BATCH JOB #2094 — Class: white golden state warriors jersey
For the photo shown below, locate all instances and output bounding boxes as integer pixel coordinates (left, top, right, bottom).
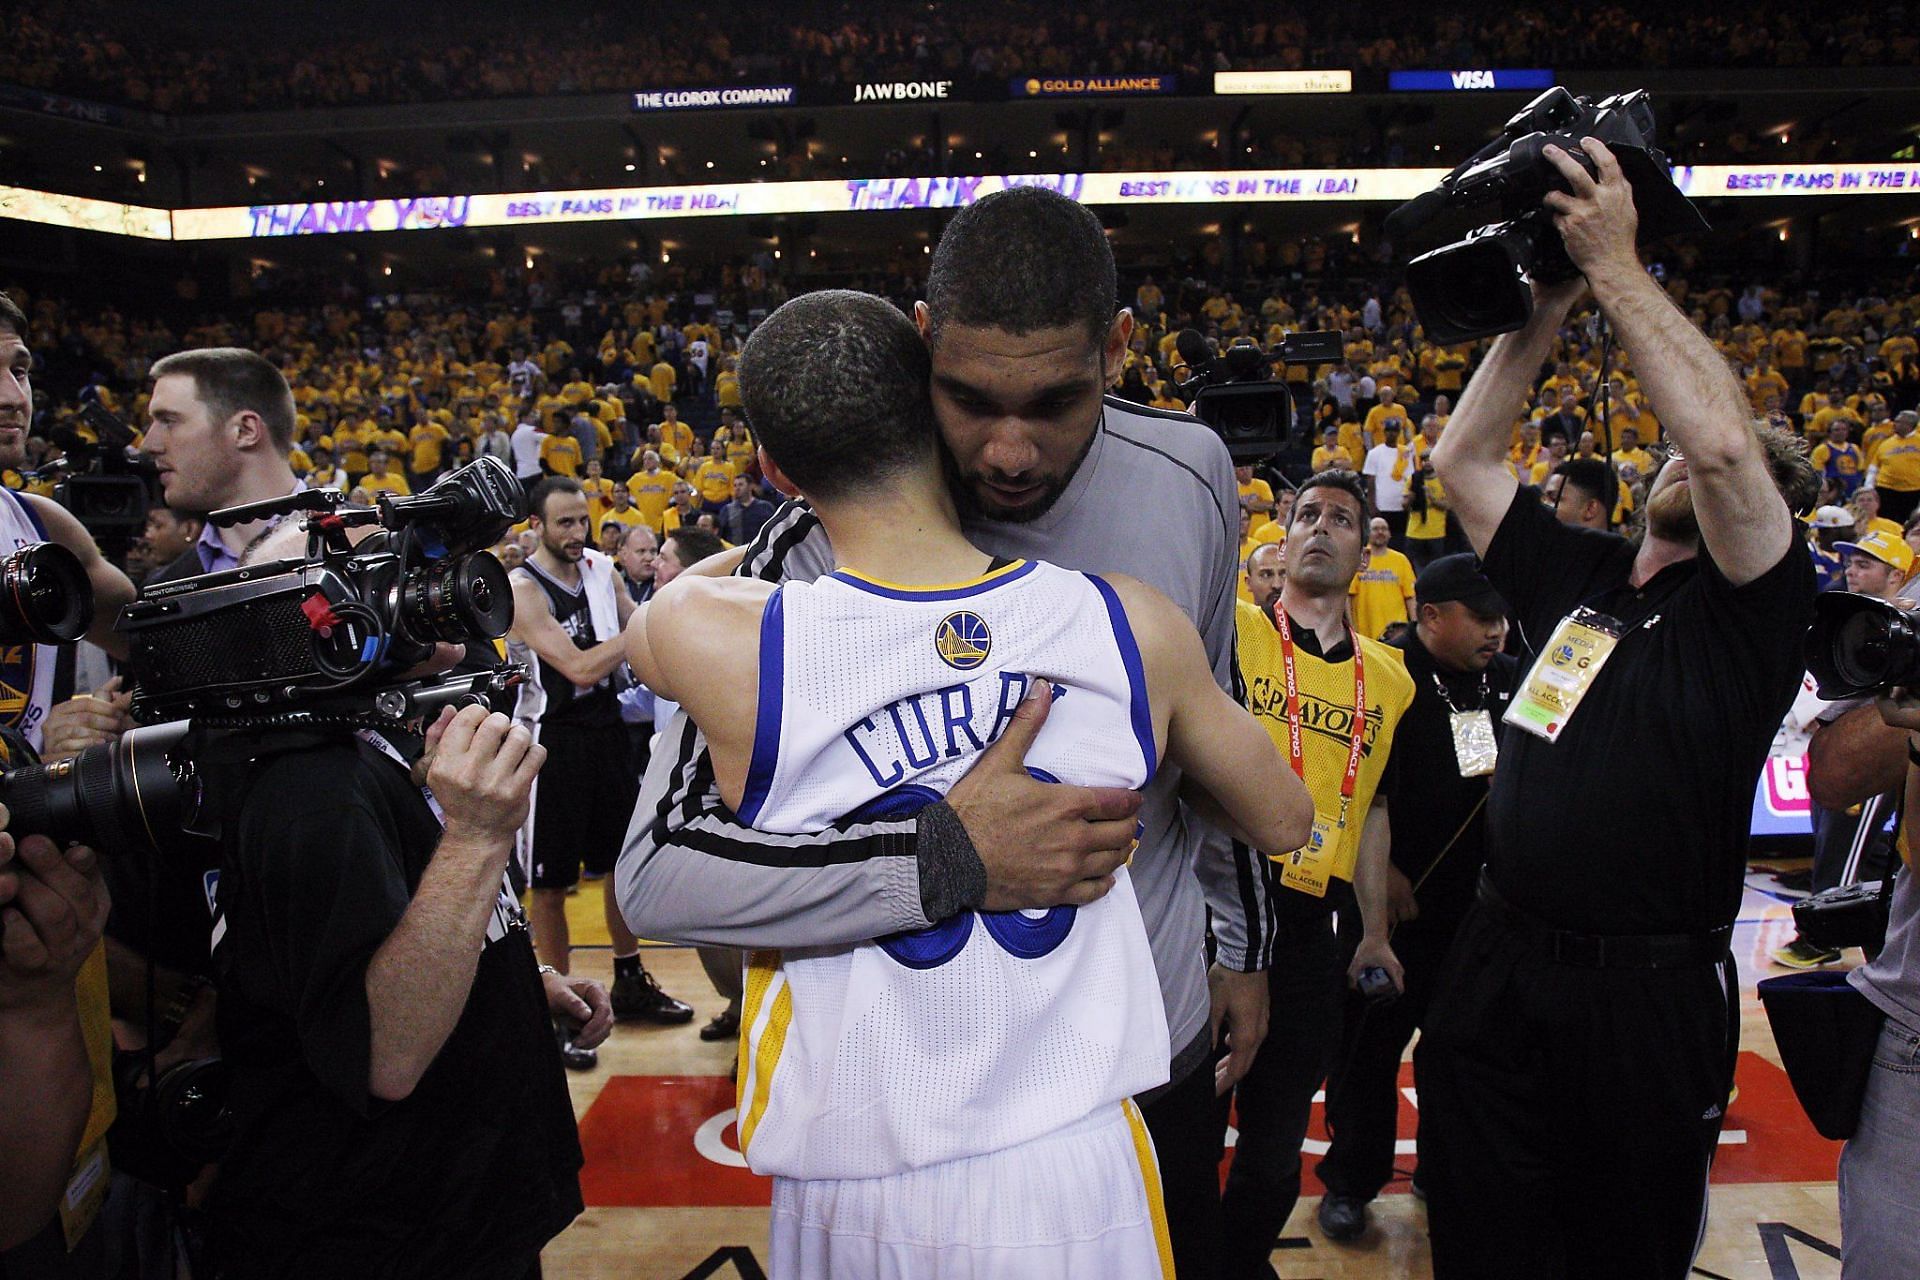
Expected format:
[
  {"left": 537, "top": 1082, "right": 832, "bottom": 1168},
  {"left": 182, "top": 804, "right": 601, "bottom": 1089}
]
[
  {"left": 0, "top": 489, "right": 59, "bottom": 750},
  {"left": 734, "top": 558, "right": 1171, "bottom": 1180}
]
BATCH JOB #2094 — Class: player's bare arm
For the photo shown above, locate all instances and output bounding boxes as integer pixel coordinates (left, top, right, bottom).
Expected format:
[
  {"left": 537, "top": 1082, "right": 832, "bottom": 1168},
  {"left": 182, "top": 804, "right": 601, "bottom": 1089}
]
[
  {"left": 508, "top": 572, "right": 632, "bottom": 689},
  {"left": 625, "top": 573, "right": 774, "bottom": 808},
  {"left": 1107, "top": 573, "right": 1313, "bottom": 857}
]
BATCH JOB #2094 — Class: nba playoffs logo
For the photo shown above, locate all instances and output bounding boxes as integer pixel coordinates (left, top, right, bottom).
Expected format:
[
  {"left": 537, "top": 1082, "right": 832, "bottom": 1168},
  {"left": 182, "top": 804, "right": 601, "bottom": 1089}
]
[{"left": 935, "top": 611, "right": 991, "bottom": 670}]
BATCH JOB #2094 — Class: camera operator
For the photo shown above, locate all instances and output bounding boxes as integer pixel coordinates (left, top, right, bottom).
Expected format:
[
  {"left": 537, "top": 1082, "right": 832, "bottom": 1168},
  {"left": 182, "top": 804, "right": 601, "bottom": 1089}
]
[
  {"left": 204, "top": 523, "right": 599, "bottom": 1276},
  {"left": 1777, "top": 531, "right": 1913, "bottom": 970},
  {"left": 1423, "top": 137, "right": 1819, "bottom": 1277},
  {"left": 1834, "top": 688, "right": 1920, "bottom": 1275},
  {"left": 0, "top": 296, "right": 137, "bottom": 748},
  {"left": 0, "top": 769, "right": 114, "bottom": 1269}
]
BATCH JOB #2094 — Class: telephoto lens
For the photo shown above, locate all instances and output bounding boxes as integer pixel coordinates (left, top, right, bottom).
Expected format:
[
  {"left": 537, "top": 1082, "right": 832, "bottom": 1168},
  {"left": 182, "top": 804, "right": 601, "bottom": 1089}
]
[
  {"left": 1805, "top": 591, "right": 1920, "bottom": 700},
  {"left": 0, "top": 541, "right": 91, "bottom": 645},
  {"left": 0, "top": 721, "right": 200, "bottom": 854}
]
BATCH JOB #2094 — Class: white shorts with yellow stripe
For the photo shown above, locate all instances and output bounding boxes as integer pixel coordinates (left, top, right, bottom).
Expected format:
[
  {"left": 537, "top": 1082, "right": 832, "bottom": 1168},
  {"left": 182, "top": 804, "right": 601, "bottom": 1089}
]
[{"left": 767, "top": 1101, "right": 1173, "bottom": 1280}]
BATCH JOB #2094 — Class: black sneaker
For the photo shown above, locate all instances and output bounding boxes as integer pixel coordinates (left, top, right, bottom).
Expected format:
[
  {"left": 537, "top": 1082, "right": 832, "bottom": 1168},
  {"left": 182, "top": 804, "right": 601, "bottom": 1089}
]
[
  {"left": 1316, "top": 1194, "right": 1368, "bottom": 1242},
  {"left": 700, "top": 1007, "right": 741, "bottom": 1041},
  {"left": 556, "top": 1022, "right": 598, "bottom": 1071},
  {"left": 612, "top": 968, "right": 696, "bottom": 1024}
]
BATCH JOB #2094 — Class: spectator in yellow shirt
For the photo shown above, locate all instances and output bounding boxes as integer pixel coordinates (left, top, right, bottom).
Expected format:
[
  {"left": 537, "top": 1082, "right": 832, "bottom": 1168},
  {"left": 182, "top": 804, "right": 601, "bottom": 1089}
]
[
  {"left": 661, "top": 479, "right": 700, "bottom": 533},
  {"left": 407, "top": 418, "right": 450, "bottom": 485},
  {"left": 1237, "top": 464, "right": 1275, "bottom": 520},
  {"left": 1362, "top": 386, "right": 1411, "bottom": 454},
  {"left": 649, "top": 358, "right": 677, "bottom": 405},
  {"left": 359, "top": 449, "right": 411, "bottom": 499},
  {"left": 1870, "top": 411, "right": 1920, "bottom": 523},
  {"left": 626, "top": 451, "right": 674, "bottom": 531},
  {"left": 540, "top": 429, "right": 583, "bottom": 478},
  {"left": 659, "top": 404, "right": 694, "bottom": 459},
  {"left": 1349, "top": 517, "right": 1417, "bottom": 639},
  {"left": 694, "top": 443, "right": 736, "bottom": 512},
  {"left": 1312, "top": 425, "right": 1354, "bottom": 473},
  {"left": 579, "top": 457, "right": 616, "bottom": 527},
  {"left": 713, "top": 357, "right": 743, "bottom": 410}
]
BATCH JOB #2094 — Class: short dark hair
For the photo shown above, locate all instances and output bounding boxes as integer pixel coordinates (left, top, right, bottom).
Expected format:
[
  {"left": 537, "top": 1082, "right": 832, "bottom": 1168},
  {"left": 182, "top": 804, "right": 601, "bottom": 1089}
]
[
  {"left": 527, "top": 475, "right": 584, "bottom": 520},
  {"left": 149, "top": 347, "right": 296, "bottom": 452},
  {"left": 0, "top": 291, "right": 25, "bottom": 339},
  {"left": 1554, "top": 458, "right": 1618, "bottom": 512},
  {"left": 925, "top": 186, "right": 1115, "bottom": 348},
  {"left": 664, "top": 526, "right": 724, "bottom": 566},
  {"left": 1294, "top": 469, "right": 1371, "bottom": 523},
  {"left": 737, "top": 290, "right": 933, "bottom": 503}
]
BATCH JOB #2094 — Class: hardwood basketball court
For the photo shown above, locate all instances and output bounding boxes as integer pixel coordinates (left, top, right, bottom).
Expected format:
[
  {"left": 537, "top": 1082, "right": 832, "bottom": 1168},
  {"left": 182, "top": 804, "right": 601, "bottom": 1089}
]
[{"left": 541, "top": 871, "right": 1844, "bottom": 1280}]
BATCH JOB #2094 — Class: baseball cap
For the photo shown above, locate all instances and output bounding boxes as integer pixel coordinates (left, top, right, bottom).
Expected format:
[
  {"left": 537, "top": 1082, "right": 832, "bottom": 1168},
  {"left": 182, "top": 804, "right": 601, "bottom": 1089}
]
[
  {"left": 1807, "top": 505, "right": 1854, "bottom": 529},
  {"left": 1415, "top": 554, "right": 1508, "bottom": 617},
  {"left": 1835, "top": 528, "right": 1916, "bottom": 575}
]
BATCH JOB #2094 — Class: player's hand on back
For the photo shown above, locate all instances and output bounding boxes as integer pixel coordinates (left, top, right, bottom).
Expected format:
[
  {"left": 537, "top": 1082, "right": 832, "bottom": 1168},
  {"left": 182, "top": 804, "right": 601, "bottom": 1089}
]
[
  {"left": 945, "top": 681, "right": 1143, "bottom": 911},
  {"left": 424, "top": 705, "right": 548, "bottom": 843}
]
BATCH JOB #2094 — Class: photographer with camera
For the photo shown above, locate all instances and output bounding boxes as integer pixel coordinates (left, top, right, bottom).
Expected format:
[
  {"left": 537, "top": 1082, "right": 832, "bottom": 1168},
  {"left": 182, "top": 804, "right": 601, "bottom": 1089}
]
[
  {"left": 195, "top": 508, "right": 599, "bottom": 1277},
  {"left": 1421, "top": 136, "right": 1818, "bottom": 1277},
  {"left": 0, "top": 766, "right": 114, "bottom": 1268},
  {"left": 0, "top": 297, "right": 137, "bottom": 749}
]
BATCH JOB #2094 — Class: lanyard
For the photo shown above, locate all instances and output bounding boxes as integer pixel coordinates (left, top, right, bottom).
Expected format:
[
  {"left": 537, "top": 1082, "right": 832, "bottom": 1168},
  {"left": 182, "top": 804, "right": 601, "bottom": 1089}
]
[
  {"left": 356, "top": 728, "right": 447, "bottom": 827},
  {"left": 1273, "top": 605, "right": 1367, "bottom": 826}
]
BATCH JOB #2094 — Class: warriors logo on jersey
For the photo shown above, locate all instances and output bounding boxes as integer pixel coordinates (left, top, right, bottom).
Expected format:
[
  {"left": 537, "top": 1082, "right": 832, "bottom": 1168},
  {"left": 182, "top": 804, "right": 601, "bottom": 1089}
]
[{"left": 934, "top": 610, "right": 991, "bottom": 670}]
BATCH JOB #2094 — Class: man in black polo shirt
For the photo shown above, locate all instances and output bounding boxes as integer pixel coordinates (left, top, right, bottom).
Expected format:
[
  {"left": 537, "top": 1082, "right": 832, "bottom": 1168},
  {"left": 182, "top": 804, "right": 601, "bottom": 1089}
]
[
  {"left": 1423, "top": 139, "right": 1819, "bottom": 1278},
  {"left": 1314, "top": 555, "right": 1516, "bottom": 1242},
  {"left": 208, "top": 699, "right": 602, "bottom": 1279}
]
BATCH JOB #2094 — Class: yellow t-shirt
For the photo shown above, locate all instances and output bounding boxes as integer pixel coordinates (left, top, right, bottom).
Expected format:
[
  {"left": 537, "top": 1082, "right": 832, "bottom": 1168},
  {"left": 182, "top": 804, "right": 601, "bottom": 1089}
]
[
  {"left": 649, "top": 361, "right": 678, "bottom": 403},
  {"left": 362, "top": 471, "right": 412, "bottom": 499},
  {"left": 408, "top": 422, "right": 450, "bottom": 474},
  {"left": 1348, "top": 546, "right": 1416, "bottom": 641},
  {"left": 599, "top": 505, "right": 649, "bottom": 536},
  {"left": 627, "top": 470, "right": 674, "bottom": 530},
  {"left": 725, "top": 431, "right": 756, "bottom": 473},
  {"left": 1239, "top": 477, "right": 1275, "bottom": 515},
  {"left": 1312, "top": 445, "right": 1354, "bottom": 472},
  {"left": 1362, "top": 404, "right": 1411, "bottom": 447},
  {"left": 1407, "top": 474, "right": 1449, "bottom": 540},
  {"left": 540, "top": 433, "right": 583, "bottom": 478},
  {"left": 579, "top": 476, "right": 616, "bottom": 526},
  {"left": 1875, "top": 434, "right": 1920, "bottom": 493},
  {"left": 695, "top": 459, "right": 736, "bottom": 504},
  {"left": 1250, "top": 519, "right": 1287, "bottom": 545},
  {"left": 1235, "top": 600, "right": 1414, "bottom": 885},
  {"left": 714, "top": 370, "right": 743, "bottom": 409}
]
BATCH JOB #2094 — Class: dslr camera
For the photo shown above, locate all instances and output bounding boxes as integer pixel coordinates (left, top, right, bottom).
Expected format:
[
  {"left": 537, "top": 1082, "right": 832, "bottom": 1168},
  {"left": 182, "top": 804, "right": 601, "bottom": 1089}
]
[
  {"left": 1386, "top": 88, "right": 1709, "bottom": 344},
  {"left": 0, "top": 457, "right": 530, "bottom": 855}
]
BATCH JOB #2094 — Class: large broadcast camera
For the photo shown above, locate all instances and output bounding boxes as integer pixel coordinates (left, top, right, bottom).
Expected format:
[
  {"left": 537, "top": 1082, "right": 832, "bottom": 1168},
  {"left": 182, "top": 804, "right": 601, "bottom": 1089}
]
[
  {"left": 0, "top": 457, "right": 531, "bottom": 854},
  {"left": 1172, "top": 329, "right": 1343, "bottom": 462},
  {"left": 31, "top": 402, "right": 157, "bottom": 555},
  {"left": 1386, "top": 88, "right": 1709, "bottom": 344}
]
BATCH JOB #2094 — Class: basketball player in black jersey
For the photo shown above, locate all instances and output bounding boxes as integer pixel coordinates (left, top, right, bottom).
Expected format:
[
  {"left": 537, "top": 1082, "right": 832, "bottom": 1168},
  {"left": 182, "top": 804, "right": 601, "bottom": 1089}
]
[{"left": 509, "top": 479, "right": 691, "bottom": 1068}]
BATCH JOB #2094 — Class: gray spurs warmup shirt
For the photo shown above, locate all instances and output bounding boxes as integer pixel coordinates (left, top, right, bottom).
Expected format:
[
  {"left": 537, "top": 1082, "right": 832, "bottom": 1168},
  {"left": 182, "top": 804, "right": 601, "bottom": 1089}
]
[{"left": 616, "top": 396, "right": 1273, "bottom": 1085}]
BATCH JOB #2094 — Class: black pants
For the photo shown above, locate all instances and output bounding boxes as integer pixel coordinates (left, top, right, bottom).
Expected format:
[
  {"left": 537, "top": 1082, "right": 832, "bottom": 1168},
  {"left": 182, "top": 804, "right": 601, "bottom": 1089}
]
[
  {"left": 1216, "top": 906, "right": 1354, "bottom": 1279},
  {"left": 1381, "top": 509, "right": 1408, "bottom": 550},
  {"left": 1316, "top": 900, "right": 1468, "bottom": 1201},
  {"left": 1406, "top": 536, "right": 1446, "bottom": 574},
  {"left": 1880, "top": 486, "right": 1920, "bottom": 524},
  {"left": 1138, "top": 1045, "right": 1225, "bottom": 1280},
  {"left": 1419, "top": 902, "right": 1739, "bottom": 1279}
]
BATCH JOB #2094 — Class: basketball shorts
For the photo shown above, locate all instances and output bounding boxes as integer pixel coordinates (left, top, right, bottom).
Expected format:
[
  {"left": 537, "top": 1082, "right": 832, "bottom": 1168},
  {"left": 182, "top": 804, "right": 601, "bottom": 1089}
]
[
  {"left": 767, "top": 1101, "right": 1173, "bottom": 1280},
  {"left": 525, "top": 720, "right": 638, "bottom": 890}
]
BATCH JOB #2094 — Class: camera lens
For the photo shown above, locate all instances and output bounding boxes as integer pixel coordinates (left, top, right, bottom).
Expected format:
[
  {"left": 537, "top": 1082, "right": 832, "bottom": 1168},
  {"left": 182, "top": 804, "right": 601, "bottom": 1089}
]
[
  {"left": 400, "top": 551, "right": 515, "bottom": 644},
  {"left": 0, "top": 721, "right": 198, "bottom": 853},
  {"left": 0, "top": 541, "right": 91, "bottom": 646},
  {"left": 1807, "top": 591, "right": 1920, "bottom": 699}
]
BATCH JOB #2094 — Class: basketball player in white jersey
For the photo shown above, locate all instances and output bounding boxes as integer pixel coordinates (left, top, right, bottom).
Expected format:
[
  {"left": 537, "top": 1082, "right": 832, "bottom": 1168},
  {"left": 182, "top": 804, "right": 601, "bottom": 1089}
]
[
  {"left": 0, "top": 293, "right": 137, "bottom": 751},
  {"left": 624, "top": 291, "right": 1313, "bottom": 1279}
]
